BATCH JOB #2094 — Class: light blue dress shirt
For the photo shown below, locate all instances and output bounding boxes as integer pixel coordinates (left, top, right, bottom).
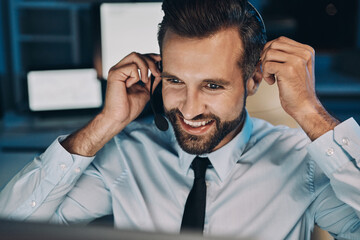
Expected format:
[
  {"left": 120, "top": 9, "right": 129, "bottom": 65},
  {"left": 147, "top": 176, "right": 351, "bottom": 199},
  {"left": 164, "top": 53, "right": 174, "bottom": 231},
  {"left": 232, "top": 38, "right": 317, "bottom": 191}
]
[{"left": 1, "top": 112, "right": 360, "bottom": 240}]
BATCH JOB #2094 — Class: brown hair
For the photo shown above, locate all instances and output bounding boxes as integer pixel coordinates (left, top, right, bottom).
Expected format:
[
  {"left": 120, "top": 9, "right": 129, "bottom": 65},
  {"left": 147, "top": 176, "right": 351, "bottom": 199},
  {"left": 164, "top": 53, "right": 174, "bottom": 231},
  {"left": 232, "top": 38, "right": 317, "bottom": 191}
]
[{"left": 158, "top": 0, "right": 267, "bottom": 82}]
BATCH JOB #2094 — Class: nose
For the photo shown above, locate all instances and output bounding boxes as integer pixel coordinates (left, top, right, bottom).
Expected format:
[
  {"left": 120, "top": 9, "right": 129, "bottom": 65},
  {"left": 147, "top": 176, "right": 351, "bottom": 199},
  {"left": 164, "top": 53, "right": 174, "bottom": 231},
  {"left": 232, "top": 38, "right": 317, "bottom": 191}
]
[{"left": 179, "top": 88, "right": 205, "bottom": 120}]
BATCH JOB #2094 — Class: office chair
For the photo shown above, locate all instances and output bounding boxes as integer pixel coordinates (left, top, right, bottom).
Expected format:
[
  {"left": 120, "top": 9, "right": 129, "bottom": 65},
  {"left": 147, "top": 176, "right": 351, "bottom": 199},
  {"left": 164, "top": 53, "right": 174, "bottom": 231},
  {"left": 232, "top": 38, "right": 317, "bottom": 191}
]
[{"left": 246, "top": 81, "right": 333, "bottom": 240}]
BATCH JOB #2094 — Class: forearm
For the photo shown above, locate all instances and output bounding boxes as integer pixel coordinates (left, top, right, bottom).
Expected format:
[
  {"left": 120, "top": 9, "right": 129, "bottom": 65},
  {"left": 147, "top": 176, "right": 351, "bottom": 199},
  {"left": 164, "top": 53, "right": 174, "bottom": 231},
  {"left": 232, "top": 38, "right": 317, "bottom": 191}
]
[
  {"left": 61, "top": 113, "right": 127, "bottom": 157},
  {"left": 292, "top": 101, "right": 340, "bottom": 141}
]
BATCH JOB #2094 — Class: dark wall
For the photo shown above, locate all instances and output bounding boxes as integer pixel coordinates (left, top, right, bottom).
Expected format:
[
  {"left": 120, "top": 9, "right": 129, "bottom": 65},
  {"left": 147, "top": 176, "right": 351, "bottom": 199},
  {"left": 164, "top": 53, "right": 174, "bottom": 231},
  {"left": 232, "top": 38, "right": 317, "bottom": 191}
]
[
  {"left": 0, "top": 1, "right": 6, "bottom": 118},
  {"left": 0, "top": 0, "right": 360, "bottom": 122}
]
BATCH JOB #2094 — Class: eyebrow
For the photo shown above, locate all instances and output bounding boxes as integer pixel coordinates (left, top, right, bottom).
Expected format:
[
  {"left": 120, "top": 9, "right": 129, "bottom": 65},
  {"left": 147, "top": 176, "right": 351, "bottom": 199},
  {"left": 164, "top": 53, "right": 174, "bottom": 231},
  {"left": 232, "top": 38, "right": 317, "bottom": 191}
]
[
  {"left": 161, "top": 72, "right": 231, "bottom": 86},
  {"left": 161, "top": 72, "right": 180, "bottom": 80}
]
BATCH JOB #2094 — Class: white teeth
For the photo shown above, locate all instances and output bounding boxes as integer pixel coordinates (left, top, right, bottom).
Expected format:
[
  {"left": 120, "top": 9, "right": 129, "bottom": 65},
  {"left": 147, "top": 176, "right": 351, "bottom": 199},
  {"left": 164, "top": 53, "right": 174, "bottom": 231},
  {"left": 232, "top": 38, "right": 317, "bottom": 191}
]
[{"left": 183, "top": 118, "right": 212, "bottom": 127}]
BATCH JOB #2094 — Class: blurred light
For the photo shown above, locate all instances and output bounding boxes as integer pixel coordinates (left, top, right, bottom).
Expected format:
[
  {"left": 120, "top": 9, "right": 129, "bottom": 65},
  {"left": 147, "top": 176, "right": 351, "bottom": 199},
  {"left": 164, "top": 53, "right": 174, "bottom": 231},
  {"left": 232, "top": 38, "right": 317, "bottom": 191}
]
[{"left": 326, "top": 3, "right": 338, "bottom": 16}]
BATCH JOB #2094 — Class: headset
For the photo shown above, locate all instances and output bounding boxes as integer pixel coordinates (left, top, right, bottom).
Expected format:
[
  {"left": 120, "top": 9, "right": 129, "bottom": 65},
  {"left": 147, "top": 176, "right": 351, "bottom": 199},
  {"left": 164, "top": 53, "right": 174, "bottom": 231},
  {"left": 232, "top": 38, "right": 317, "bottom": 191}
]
[
  {"left": 150, "top": 61, "right": 168, "bottom": 131},
  {"left": 150, "top": 1, "right": 265, "bottom": 131}
]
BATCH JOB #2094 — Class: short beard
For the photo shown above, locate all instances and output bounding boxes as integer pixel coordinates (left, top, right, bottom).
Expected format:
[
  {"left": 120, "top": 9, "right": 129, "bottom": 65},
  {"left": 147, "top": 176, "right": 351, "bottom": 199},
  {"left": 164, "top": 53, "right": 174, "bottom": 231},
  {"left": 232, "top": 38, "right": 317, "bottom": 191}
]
[{"left": 165, "top": 108, "right": 245, "bottom": 155}]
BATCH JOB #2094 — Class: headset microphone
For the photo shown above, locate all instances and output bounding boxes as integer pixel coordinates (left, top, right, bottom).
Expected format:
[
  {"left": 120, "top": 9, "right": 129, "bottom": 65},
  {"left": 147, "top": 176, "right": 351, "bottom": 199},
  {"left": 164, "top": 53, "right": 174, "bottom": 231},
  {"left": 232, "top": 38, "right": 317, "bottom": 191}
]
[{"left": 150, "top": 66, "right": 169, "bottom": 131}]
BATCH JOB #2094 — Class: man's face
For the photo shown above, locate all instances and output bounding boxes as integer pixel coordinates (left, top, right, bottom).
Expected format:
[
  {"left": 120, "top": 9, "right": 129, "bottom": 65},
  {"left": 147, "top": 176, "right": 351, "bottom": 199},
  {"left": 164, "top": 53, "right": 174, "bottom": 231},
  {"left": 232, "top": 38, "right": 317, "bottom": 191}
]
[{"left": 161, "top": 28, "right": 253, "bottom": 155}]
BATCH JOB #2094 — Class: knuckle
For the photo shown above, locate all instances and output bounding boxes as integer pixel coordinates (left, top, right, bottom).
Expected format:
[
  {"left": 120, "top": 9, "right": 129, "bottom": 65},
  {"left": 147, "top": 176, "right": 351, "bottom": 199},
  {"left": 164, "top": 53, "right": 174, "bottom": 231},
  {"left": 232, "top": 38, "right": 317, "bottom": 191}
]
[
  {"left": 295, "top": 57, "right": 304, "bottom": 65},
  {"left": 108, "top": 65, "right": 118, "bottom": 75},
  {"left": 278, "top": 36, "right": 288, "bottom": 41},
  {"left": 130, "top": 51, "right": 138, "bottom": 56},
  {"left": 303, "top": 50, "right": 311, "bottom": 61},
  {"left": 262, "top": 60, "right": 271, "bottom": 72},
  {"left": 309, "top": 47, "right": 315, "bottom": 57},
  {"left": 287, "top": 65, "right": 296, "bottom": 74}
]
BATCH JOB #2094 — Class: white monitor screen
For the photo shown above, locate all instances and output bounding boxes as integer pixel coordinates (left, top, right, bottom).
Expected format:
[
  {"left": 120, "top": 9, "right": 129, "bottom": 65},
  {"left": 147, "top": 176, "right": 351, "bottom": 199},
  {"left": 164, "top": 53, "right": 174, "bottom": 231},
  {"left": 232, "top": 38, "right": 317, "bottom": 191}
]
[
  {"left": 100, "top": 2, "right": 163, "bottom": 79},
  {"left": 27, "top": 69, "right": 102, "bottom": 111}
]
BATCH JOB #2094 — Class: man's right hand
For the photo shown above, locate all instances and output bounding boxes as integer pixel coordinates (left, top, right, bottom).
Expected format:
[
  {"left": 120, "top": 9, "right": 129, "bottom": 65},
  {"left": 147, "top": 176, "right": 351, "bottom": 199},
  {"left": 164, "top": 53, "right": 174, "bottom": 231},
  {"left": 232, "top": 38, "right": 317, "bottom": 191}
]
[
  {"left": 61, "top": 52, "right": 162, "bottom": 157},
  {"left": 103, "top": 52, "right": 161, "bottom": 126}
]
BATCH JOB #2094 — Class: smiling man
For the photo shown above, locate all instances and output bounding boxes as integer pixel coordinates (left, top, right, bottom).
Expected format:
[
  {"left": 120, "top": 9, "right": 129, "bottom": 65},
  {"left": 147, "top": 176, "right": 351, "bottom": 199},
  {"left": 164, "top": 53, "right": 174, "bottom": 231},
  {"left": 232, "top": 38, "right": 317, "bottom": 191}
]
[
  {"left": 1, "top": 0, "right": 360, "bottom": 239},
  {"left": 162, "top": 28, "right": 249, "bottom": 155}
]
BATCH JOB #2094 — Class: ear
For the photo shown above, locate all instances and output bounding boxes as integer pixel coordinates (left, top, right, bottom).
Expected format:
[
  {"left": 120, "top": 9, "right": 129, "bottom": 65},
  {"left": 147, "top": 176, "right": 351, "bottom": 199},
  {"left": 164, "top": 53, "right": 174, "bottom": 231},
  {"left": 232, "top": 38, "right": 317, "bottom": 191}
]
[{"left": 246, "top": 72, "right": 262, "bottom": 96}]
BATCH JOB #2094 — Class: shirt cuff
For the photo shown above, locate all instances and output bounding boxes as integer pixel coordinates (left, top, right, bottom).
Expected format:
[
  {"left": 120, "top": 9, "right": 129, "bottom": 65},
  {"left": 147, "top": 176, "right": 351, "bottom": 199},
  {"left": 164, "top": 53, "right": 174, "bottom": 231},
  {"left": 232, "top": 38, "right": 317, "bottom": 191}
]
[
  {"left": 307, "top": 118, "right": 360, "bottom": 176},
  {"left": 41, "top": 135, "right": 95, "bottom": 184}
]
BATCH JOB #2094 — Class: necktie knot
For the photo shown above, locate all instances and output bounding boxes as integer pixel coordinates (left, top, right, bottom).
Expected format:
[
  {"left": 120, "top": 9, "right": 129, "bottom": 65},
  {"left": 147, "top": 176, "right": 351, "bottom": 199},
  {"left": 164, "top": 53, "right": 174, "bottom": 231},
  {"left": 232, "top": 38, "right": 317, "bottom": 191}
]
[{"left": 192, "top": 157, "right": 210, "bottom": 179}]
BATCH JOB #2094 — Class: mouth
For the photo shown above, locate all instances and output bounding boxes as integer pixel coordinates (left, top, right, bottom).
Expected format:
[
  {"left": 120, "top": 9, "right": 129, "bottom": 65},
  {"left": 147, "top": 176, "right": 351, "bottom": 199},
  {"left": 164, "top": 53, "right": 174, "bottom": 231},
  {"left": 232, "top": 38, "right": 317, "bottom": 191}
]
[{"left": 179, "top": 116, "right": 215, "bottom": 135}]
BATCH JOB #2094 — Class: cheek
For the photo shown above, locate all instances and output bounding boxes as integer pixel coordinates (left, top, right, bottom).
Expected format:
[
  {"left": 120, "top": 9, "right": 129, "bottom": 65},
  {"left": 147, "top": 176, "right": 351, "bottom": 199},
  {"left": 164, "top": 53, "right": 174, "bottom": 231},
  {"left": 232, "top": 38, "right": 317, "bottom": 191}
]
[
  {"left": 206, "top": 93, "right": 245, "bottom": 120},
  {"left": 162, "top": 86, "right": 185, "bottom": 110}
]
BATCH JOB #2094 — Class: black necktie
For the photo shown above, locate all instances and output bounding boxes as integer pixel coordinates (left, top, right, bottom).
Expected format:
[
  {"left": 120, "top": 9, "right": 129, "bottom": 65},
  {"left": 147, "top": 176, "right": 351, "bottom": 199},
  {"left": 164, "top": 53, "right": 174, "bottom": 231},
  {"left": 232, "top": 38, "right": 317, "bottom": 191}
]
[{"left": 180, "top": 156, "right": 210, "bottom": 233}]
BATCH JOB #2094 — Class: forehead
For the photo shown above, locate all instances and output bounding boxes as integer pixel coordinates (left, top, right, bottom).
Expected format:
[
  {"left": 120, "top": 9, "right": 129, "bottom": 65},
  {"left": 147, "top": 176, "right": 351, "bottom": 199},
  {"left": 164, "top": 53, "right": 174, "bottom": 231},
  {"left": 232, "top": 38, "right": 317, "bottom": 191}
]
[
  {"left": 162, "top": 27, "right": 244, "bottom": 66},
  {"left": 161, "top": 28, "right": 244, "bottom": 82}
]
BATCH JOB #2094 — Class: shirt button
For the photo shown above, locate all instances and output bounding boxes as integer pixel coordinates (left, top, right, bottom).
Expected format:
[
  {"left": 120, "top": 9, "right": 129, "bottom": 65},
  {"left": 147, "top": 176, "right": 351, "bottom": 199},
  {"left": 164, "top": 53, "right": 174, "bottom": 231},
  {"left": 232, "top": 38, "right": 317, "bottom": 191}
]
[
  {"left": 75, "top": 167, "right": 81, "bottom": 173},
  {"left": 60, "top": 164, "right": 67, "bottom": 170},
  {"left": 206, "top": 182, "right": 210, "bottom": 187},
  {"left": 326, "top": 148, "right": 334, "bottom": 156},
  {"left": 31, "top": 201, "right": 36, "bottom": 208},
  {"left": 342, "top": 137, "right": 349, "bottom": 146}
]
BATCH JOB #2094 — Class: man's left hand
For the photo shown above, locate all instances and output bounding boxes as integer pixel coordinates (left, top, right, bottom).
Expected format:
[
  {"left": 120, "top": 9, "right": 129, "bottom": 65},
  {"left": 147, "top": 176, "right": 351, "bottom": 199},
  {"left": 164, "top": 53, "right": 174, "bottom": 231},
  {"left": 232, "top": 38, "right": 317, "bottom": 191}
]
[{"left": 258, "top": 36, "right": 339, "bottom": 140}]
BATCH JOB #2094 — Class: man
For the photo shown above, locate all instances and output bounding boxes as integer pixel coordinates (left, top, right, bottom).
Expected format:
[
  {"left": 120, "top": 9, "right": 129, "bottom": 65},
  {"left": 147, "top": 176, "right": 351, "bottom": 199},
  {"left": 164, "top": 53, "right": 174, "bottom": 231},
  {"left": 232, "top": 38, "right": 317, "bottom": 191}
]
[{"left": 1, "top": 0, "right": 360, "bottom": 239}]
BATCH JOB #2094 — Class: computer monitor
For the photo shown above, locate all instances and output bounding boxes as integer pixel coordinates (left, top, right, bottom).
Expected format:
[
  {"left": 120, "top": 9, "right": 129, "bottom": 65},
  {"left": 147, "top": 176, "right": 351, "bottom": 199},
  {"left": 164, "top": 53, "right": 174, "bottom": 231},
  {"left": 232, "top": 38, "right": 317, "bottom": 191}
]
[
  {"left": 27, "top": 69, "right": 102, "bottom": 112},
  {"left": 99, "top": 2, "right": 163, "bottom": 80},
  {"left": 0, "top": 219, "right": 244, "bottom": 240}
]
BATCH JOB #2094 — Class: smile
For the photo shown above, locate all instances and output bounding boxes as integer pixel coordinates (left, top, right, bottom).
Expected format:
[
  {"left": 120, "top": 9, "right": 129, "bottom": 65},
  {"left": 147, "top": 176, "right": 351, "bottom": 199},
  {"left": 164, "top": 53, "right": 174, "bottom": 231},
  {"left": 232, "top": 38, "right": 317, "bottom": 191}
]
[
  {"left": 178, "top": 116, "right": 215, "bottom": 135},
  {"left": 183, "top": 119, "right": 212, "bottom": 127}
]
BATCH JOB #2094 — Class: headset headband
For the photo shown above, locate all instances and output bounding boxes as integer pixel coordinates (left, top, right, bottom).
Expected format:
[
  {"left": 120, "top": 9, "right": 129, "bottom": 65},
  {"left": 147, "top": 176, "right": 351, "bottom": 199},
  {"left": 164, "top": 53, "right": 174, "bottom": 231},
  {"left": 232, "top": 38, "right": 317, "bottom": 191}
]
[{"left": 247, "top": 1, "right": 266, "bottom": 33}]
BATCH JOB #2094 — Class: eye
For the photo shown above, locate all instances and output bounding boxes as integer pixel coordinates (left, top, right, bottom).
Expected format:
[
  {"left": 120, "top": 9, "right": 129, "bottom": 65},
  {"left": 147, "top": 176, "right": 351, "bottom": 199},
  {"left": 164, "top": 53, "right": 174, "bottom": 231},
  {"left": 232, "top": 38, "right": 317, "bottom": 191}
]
[
  {"left": 206, "top": 83, "right": 223, "bottom": 90},
  {"left": 166, "top": 78, "right": 183, "bottom": 84}
]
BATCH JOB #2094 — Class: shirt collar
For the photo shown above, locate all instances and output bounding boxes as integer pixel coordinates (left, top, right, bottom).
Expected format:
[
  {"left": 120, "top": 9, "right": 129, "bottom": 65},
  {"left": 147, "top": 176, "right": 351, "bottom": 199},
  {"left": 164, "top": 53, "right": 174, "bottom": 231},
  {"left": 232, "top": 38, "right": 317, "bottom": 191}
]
[{"left": 177, "top": 111, "right": 253, "bottom": 182}]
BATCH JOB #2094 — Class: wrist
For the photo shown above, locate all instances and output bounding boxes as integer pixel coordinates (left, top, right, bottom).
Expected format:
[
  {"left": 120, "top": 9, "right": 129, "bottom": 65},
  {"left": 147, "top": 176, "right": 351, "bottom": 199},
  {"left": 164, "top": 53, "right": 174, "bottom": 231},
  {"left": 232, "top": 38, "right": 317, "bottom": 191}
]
[
  {"left": 292, "top": 101, "right": 339, "bottom": 141},
  {"left": 61, "top": 113, "right": 128, "bottom": 157}
]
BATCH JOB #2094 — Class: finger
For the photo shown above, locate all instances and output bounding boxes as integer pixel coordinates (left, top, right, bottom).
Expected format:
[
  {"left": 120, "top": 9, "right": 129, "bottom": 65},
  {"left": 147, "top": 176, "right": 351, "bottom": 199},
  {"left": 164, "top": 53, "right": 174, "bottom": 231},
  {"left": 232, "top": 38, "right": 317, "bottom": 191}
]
[
  {"left": 108, "top": 63, "right": 141, "bottom": 88},
  {"left": 145, "top": 53, "right": 162, "bottom": 63},
  {"left": 262, "top": 41, "right": 314, "bottom": 62},
  {"left": 111, "top": 52, "right": 151, "bottom": 83},
  {"left": 263, "top": 36, "right": 314, "bottom": 55},
  {"left": 274, "top": 36, "right": 315, "bottom": 56},
  {"left": 261, "top": 49, "right": 288, "bottom": 64},
  {"left": 261, "top": 40, "right": 314, "bottom": 77},
  {"left": 261, "top": 61, "right": 283, "bottom": 85},
  {"left": 262, "top": 37, "right": 314, "bottom": 64},
  {"left": 143, "top": 54, "right": 162, "bottom": 78}
]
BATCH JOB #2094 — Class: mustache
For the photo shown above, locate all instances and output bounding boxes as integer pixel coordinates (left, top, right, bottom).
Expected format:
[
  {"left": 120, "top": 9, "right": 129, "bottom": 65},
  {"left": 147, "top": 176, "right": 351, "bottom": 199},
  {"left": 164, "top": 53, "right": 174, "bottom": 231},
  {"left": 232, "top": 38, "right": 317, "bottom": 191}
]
[{"left": 165, "top": 108, "right": 220, "bottom": 122}]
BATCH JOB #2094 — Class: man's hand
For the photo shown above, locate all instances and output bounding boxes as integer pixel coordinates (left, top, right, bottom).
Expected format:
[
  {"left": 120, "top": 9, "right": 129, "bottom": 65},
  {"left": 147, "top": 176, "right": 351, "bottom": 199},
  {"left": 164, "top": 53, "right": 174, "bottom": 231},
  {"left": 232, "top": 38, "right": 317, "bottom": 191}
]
[
  {"left": 61, "top": 52, "right": 162, "bottom": 156},
  {"left": 102, "top": 52, "right": 161, "bottom": 126},
  {"left": 258, "top": 36, "right": 339, "bottom": 140}
]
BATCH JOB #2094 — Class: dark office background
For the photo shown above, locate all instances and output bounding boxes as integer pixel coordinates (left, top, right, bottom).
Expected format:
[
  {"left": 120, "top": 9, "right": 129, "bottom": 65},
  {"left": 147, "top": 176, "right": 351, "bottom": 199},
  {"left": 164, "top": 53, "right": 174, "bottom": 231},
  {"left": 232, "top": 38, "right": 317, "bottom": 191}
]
[
  {"left": 0, "top": 0, "right": 360, "bottom": 146},
  {"left": 0, "top": 2, "right": 358, "bottom": 238}
]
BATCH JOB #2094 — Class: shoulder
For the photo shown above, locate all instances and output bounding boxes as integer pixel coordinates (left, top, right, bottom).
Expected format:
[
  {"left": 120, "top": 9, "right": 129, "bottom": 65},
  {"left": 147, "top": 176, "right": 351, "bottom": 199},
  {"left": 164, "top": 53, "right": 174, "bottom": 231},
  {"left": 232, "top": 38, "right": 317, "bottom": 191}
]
[
  {"left": 93, "top": 118, "right": 176, "bottom": 165},
  {"left": 250, "top": 117, "right": 310, "bottom": 148}
]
